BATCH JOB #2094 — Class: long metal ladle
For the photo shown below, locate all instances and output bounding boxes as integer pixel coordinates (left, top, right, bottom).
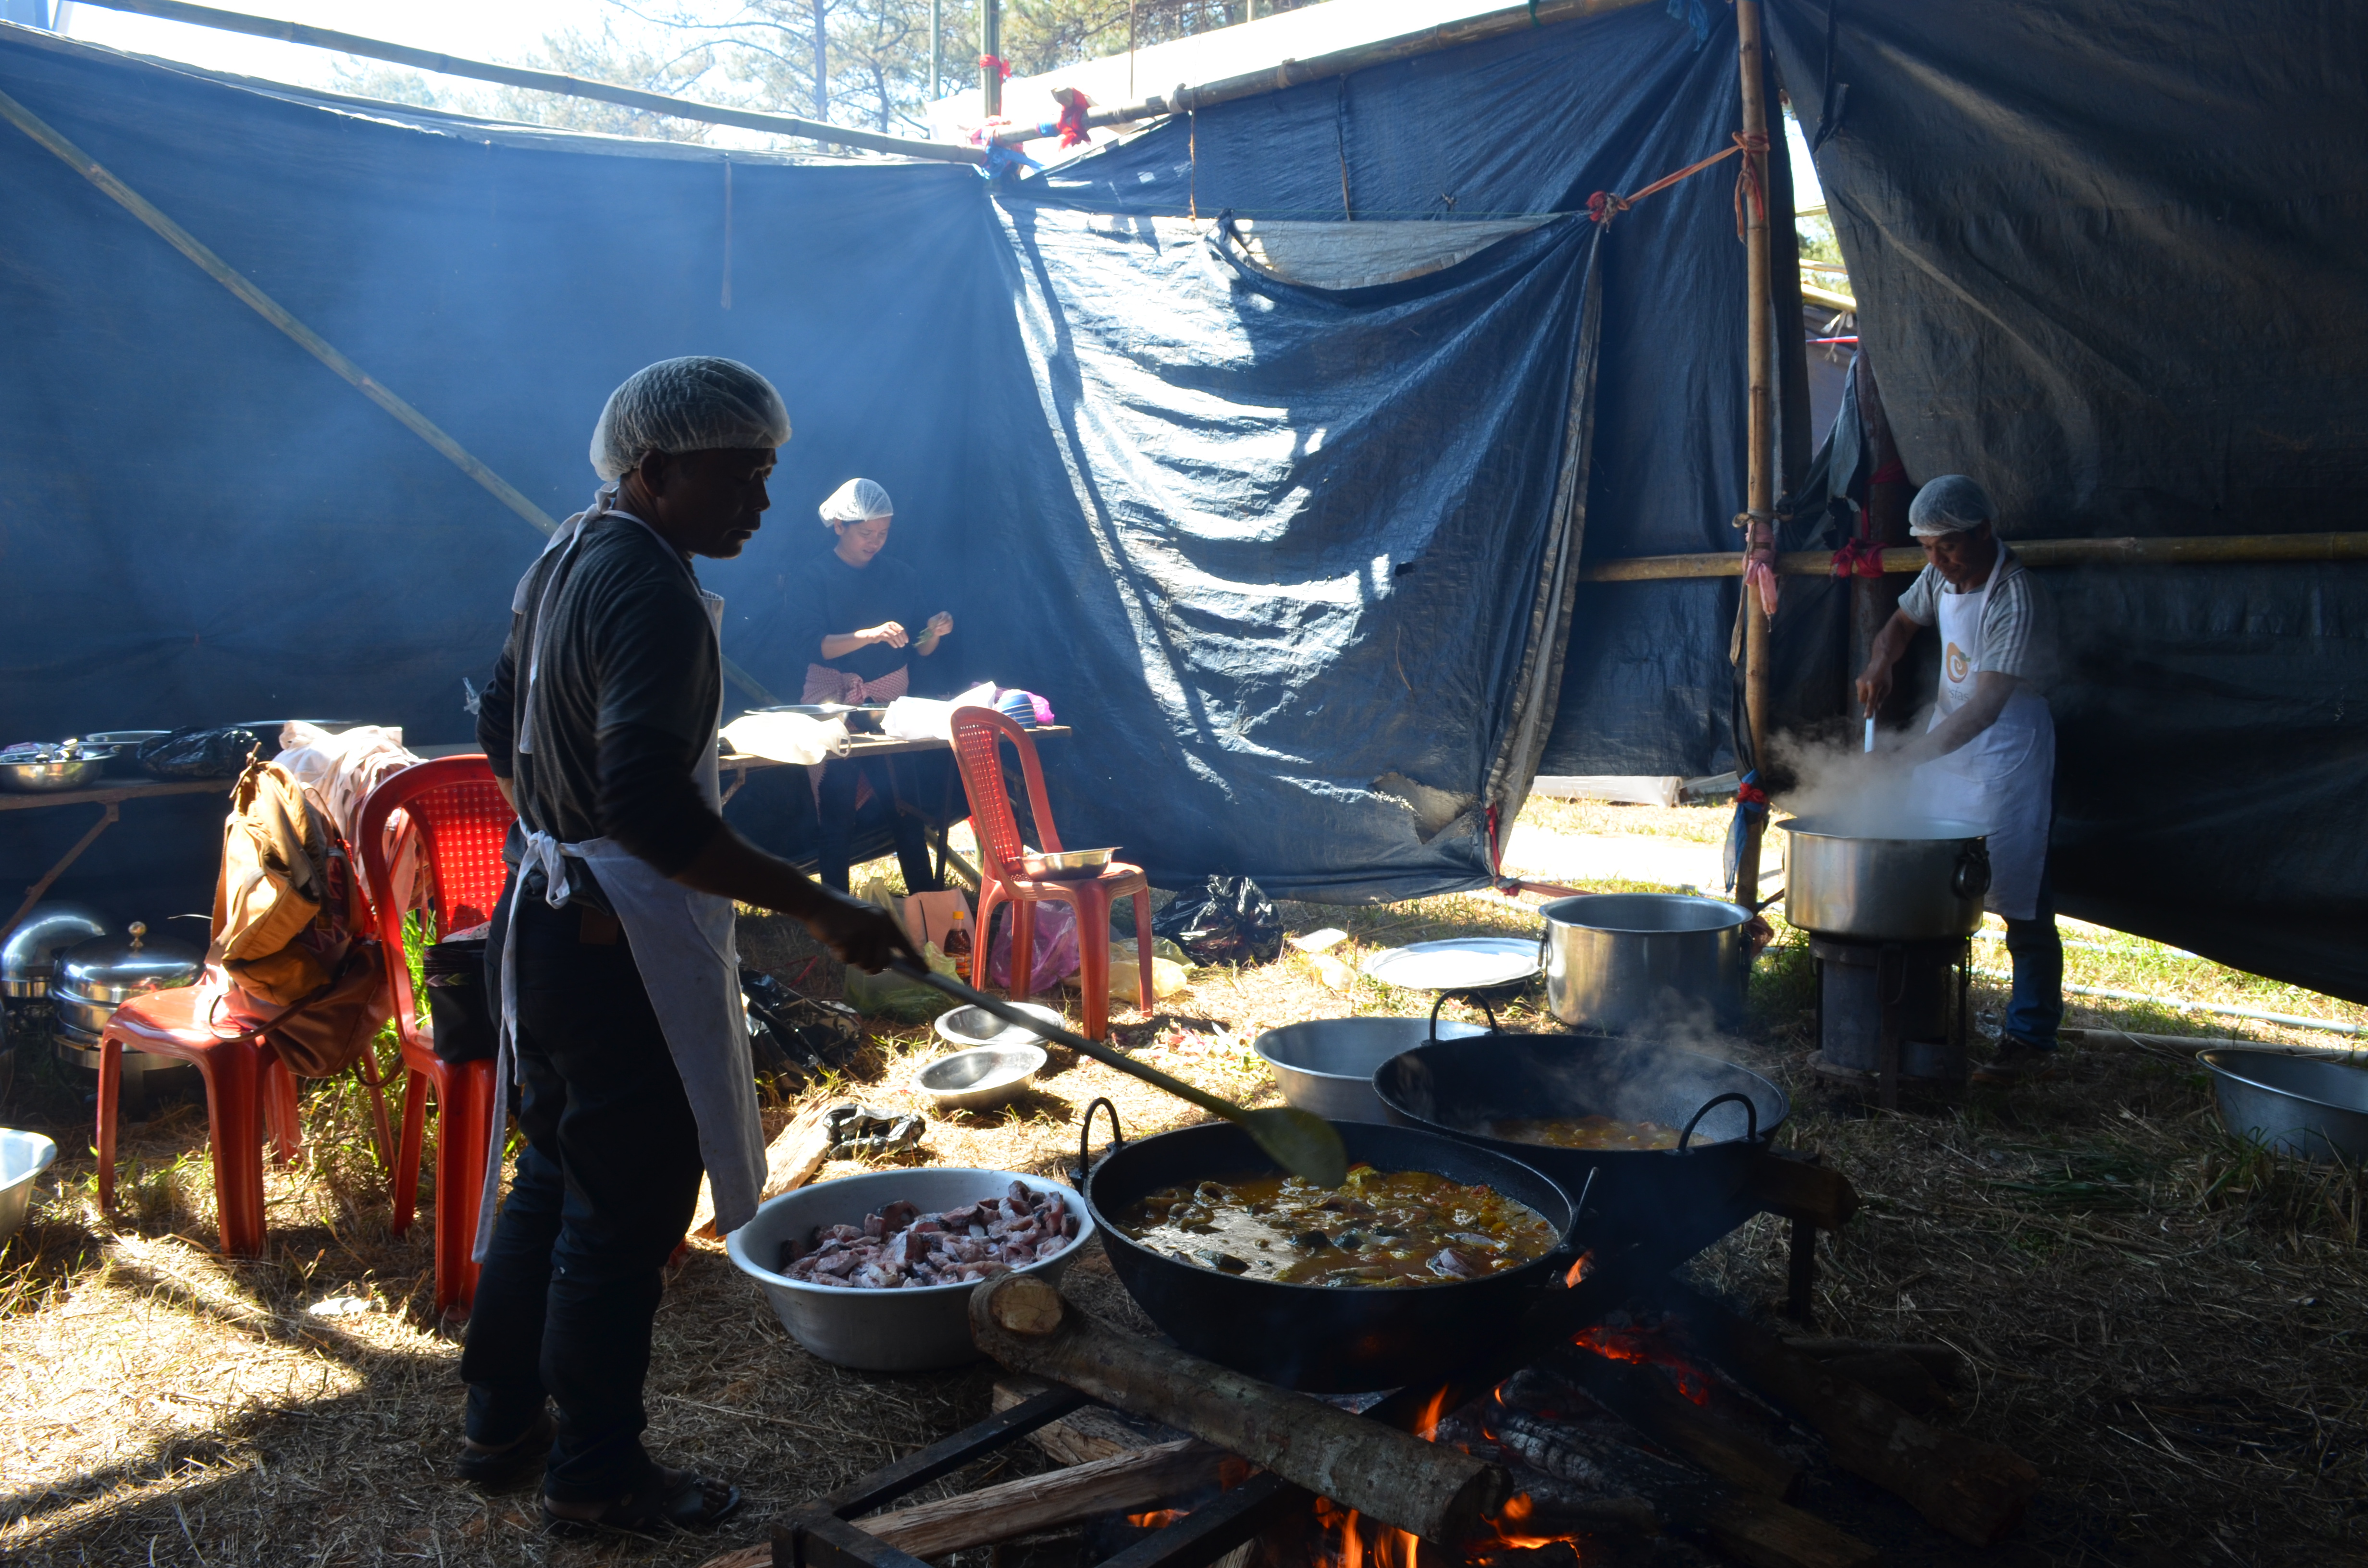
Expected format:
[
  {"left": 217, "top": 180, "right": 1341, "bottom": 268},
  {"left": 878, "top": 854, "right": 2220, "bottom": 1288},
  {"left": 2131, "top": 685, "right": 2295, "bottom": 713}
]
[{"left": 888, "top": 958, "right": 1349, "bottom": 1187}]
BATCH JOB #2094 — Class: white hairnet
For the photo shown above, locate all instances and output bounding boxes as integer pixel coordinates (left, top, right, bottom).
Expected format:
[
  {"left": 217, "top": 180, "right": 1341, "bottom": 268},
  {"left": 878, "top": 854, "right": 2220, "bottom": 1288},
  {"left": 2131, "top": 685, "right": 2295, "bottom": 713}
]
[
  {"left": 1908, "top": 474, "right": 1996, "bottom": 537},
  {"left": 819, "top": 477, "right": 894, "bottom": 525},
  {"left": 588, "top": 356, "right": 790, "bottom": 481}
]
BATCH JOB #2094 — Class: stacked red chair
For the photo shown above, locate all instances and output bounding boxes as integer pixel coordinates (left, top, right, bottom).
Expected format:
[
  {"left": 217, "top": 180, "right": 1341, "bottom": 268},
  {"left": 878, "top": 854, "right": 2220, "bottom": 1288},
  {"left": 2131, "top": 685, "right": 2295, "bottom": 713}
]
[
  {"left": 354, "top": 755, "right": 514, "bottom": 1322},
  {"left": 950, "top": 706, "right": 1154, "bottom": 1041}
]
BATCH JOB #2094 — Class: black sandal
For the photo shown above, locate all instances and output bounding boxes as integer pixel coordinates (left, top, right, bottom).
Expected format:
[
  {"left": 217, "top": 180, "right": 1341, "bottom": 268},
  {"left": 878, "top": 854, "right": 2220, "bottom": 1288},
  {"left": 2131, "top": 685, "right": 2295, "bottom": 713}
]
[
  {"left": 455, "top": 1409, "right": 553, "bottom": 1489},
  {"left": 541, "top": 1467, "right": 743, "bottom": 1537}
]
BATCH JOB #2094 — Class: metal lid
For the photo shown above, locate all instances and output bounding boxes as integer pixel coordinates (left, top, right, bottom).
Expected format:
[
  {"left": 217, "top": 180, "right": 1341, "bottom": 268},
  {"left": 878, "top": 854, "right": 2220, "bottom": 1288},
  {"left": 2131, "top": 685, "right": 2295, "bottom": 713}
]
[
  {"left": 1, "top": 902, "right": 112, "bottom": 997},
  {"left": 54, "top": 922, "right": 203, "bottom": 1004}
]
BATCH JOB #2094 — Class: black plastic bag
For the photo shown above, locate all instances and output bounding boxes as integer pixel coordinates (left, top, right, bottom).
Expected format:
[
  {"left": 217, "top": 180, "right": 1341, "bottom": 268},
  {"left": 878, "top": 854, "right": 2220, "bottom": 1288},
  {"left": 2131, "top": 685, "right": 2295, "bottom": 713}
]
[
  {"left": 422, "top": 936, "right": 495, "bottom": 1063},
  {"left": 741, "top": 968, "right": 865, "bottom": 1087},
  {"left": 136, "top": 725, "right": 264, "bottom": 780},
  {"left": 1152, "top": 875, "right": 1283, "bottom": 968}
]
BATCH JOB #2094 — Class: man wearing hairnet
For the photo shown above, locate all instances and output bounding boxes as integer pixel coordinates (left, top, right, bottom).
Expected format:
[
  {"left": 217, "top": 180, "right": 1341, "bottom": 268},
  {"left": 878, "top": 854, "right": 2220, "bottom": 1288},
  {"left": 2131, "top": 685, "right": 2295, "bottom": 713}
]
[
  {"left": 467, "top": 358, "right": 913, "bottom": 1532},
  {"left": 1855, "top": 475, "right": 2062, "bottom": 1085}
]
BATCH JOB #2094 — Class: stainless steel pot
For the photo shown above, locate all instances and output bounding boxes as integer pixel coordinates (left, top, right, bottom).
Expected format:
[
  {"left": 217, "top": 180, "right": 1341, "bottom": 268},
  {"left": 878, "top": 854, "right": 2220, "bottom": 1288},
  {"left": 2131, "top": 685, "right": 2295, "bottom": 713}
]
[
  {"left": 1540, "top": 894, "right": 1754, "bottom": 1034},
  {"left": 1780, "top": 816, "right": 1989, "bottom": 940},
  {"left": 1, "top": 903, "right": 112, "bottom": 998},
  {"left": 51, "top": 921, "right": 202, "bottom": 1034}
]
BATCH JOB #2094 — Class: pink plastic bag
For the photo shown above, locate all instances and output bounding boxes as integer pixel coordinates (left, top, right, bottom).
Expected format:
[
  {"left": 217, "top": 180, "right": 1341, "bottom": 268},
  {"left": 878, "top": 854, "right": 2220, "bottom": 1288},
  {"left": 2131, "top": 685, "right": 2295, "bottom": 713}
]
[{"left": 987, "top": 899, "right": 1080, "bottom": 989}]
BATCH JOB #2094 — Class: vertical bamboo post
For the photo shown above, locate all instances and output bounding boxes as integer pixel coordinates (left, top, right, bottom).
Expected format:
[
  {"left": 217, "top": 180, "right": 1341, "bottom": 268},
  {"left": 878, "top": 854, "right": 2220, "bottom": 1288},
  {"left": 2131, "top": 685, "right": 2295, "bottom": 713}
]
[
  {"left": 931, "top": 0, "right": 942, "bottom": 101},
  {"left": 1735, "top": 0, "right": 1776, "bottom": 905},
  {"left": 982, "top": 0, "right": 1003, "bottom": 117}
]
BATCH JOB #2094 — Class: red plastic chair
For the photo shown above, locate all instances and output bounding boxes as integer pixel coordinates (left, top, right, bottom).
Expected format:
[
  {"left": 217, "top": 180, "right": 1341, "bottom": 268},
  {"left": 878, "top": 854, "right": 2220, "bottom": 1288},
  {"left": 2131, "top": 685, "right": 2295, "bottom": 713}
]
[
  {"left": 95, "top": 981, "right": 307, "bottom": 1257},
  {"left": 354, "top": 755, "right": 514, "bottom": 1322},
  {"left": 950, "top": 707, "right": 1153, "bottom": 1041}
]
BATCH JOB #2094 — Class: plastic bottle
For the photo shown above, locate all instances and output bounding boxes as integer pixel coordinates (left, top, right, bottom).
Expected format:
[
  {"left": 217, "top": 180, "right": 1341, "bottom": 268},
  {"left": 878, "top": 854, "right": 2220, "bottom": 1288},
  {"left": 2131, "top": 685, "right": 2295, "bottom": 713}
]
[{"left": 943, "top": 907, "right": 974, "bottom": 978}]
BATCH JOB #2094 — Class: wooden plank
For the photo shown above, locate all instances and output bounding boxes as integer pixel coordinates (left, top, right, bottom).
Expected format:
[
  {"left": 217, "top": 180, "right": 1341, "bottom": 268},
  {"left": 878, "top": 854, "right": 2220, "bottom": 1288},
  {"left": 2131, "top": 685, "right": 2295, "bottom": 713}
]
[
  {"left": 854, "top": 1439, "right": 1227, "bottom": 1558},
  {"left": 1548, "top": 1347, "right": 1801, "bottom": 1499},
  {"left": 691, "top": 1100, "right": 837, "bottom": 1240},
  {"left": 0, "top": 778, "right": 225, "bottom": 812},
  {"left": 1579, "top": 531, "right": 2368, "bottom": 582}
]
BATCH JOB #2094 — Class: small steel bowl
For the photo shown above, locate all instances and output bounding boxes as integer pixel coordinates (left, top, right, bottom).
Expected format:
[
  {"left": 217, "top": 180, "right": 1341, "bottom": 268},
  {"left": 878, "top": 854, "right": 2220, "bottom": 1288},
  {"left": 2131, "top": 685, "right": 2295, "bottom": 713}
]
[
  {"left": 0, "top": 747, "right": 116, "bottom": 793},
  {"left": 919, "top": 1043, "right": 1050, "bottom": 1112},
  {"left": 1020, "top": 846, "right": 1117, "bottom": 881},
  {"left": 934, "top": 1000, "right": 1065, "bottom": 1048}
]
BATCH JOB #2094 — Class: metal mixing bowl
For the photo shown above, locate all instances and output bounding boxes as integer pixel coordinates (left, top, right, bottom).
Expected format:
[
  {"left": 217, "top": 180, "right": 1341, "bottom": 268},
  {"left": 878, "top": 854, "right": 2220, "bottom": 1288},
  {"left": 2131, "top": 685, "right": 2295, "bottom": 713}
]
[
  {"left": 0, "top": 744, "right": 117, "bottom": 793},
  {"left": 918, "top": 1043, "right": 1049, "bottom": 1112},
  {"left": 726, "top": 1167, "right": 1092, "bottom": 1371},
  {"left": 2202, "top": 1049, "right": 2368, "bottom": 1161},
  {"left": 1020, "top": 846, "right": 1117, "bottom": 880}
]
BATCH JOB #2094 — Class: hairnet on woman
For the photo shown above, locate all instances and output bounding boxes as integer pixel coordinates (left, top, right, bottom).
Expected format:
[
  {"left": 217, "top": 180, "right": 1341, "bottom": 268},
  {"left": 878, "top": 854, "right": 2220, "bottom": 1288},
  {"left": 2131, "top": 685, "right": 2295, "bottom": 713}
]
[{"left": 781, "top": 476, "right": 953, "bottom": 892}]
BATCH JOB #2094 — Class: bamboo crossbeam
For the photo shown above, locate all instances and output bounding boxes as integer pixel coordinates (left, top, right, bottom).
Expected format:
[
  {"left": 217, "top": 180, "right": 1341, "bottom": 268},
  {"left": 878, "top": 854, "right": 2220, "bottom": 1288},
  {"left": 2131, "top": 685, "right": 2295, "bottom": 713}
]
[
  {"left": 1579, "top": 531, "right": 2368, "bottom": 583},
  {"left": 995, "top": 0, "right": 1658, "bottom": 145},
  {"left": 72, "top": 0, "right": 985, "bottom": 164}
]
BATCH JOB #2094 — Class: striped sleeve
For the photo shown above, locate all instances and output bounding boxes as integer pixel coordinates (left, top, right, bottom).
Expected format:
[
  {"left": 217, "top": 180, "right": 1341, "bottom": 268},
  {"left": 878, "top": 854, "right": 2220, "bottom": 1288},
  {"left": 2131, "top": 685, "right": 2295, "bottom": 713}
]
[
  {"left": 1982, "top": 558, "right": 2052, "bottom": 687},
  {"left": 1896, "top": 564, "right": 1942, "bottom": 625}
]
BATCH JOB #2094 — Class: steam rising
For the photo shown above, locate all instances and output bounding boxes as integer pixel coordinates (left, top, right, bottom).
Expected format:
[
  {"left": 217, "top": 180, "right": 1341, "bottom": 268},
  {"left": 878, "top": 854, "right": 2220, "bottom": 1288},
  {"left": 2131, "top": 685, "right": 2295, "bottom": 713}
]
[{"left": 1767, "top": 711, "right": 1994, "bottom": 837}]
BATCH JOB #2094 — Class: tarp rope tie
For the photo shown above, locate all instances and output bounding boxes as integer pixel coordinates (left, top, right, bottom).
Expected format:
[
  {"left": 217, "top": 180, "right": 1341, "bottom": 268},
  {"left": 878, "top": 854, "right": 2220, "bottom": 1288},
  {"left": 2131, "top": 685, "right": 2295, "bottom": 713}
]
[
  {"left": 979, "top": 54, "right": 1013, "bottom": 81},
  {"left": 1053, "top": 88, "right": 1094, "bottom": 147},
  {"left": 1723, "top": 772, "right": 1769, "bottom": 894},
  {"left": 1588, "top": 130, "right": 1771, "bottom": 240},
  {"left": 1831, "top": 537, "right": 1888, "bottom": 579}
]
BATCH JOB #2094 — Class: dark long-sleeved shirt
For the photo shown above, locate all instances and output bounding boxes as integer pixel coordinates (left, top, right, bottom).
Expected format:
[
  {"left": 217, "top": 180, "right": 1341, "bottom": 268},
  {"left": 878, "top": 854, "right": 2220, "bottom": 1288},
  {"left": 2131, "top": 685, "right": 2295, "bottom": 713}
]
[
  {"left": 478, "top": 513, "right": 723, "bottom": 906},
  {"left": 782, "top": 546, "right": 933, "bottom": 683}
]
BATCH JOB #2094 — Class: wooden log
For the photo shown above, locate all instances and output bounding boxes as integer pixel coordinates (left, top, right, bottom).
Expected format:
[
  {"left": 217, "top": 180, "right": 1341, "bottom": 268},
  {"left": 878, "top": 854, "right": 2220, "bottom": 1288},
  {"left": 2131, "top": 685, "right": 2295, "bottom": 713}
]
[
  {"left": 1660, "top": 1284, "right": 2038, "bottom": 1546},
  {"left": 968, "top": 1274, "right": 1509, "bottom": 1546},
  {"left": 1547, "top": 1347, "right": 1801, "bottom": 1499},
  {"left": 1748, "top": 1151, "right": 1859, "bottom": 1230},
  {"left": 1817, "top": 1351, "right": 1953, "bottom": 1417},
  {"left": 1779, "top": 1337, "right": 1967, "bottom": 1389},
  {"left": 855, "top": 1439, "right": 1227, "bottom": 1559},
  {"left": 691, "top": 1101, "right": 836, "bottom": 1239},
  {"left": 1492, "top": 1413, "right": 1872, "bottom": 1568}
]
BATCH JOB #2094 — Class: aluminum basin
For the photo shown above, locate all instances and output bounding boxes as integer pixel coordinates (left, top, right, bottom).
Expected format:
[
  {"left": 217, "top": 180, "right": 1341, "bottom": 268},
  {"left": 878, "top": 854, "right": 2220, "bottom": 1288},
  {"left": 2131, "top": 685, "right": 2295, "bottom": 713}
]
[
  {"left": 1252, "top": 1016, "right": 1487, "bottom": 1124},
  {"left": 726, "top": 1167, "right": 1091, "bottom": 1372},
  {"left": 2201, "top": 1050, "right": 2368, "bottom": 1161}
]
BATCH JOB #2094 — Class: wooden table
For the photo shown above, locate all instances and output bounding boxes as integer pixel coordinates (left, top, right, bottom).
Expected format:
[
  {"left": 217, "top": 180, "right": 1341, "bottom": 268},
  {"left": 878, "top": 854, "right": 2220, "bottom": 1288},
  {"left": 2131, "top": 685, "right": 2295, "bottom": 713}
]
[{"left": 0, "top": 777, "right": 231, "bottom": 943}]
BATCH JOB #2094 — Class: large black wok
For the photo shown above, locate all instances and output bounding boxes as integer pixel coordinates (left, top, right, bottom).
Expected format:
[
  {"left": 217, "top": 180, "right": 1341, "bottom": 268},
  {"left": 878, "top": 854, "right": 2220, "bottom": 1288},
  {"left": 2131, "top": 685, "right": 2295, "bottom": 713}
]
[
  {"left": 1371, "top": 1033, "right": 1788, "bottom": 1250},
  {"left": 1080, "top": 1105, "right": 1578, "bottom": 1394}
]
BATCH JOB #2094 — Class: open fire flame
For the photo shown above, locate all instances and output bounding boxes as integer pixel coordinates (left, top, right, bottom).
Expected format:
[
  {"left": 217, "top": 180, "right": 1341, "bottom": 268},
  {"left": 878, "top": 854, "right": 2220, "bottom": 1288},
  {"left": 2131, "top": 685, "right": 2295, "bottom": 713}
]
[
  {"left": 1126, "top": 1508, "right": 1189, "bottom": 1529},
  {"left": 1312, "top": 1387, "right": 1588, "bottom": 1565}
]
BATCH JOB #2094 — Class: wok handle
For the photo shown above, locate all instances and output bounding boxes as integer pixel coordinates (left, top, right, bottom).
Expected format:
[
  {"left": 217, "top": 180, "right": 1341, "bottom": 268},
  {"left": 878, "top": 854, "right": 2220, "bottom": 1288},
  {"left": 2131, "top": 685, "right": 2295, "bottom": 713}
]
[
  {"left": 1551, "top": 1166, "right": 1599, "bottom": 1264},
  {"left": 1429, "top": 990, "right": 1500, "bottom": 1041},
  {"left": 1677, "top": 1090, "right": 1758, "bottom": 1153},
  {"left": 1073, "top": 1096, "right": 1125, "bottom": 1187}
]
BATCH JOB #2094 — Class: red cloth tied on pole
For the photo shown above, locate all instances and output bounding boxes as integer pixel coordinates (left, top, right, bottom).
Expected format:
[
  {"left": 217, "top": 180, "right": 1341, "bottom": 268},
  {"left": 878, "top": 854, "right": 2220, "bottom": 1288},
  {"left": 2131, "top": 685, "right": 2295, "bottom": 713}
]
[
  {"left": 1736, "top": 779, "right": 1770, "bottom": 807},
  {"left": 979, "top": 54, "right": 1013, "bottom": 81},
  {"left": 1830, "top": 537, "right": 1887, "bottom": 579},
  {"left": 1052, "top": 86, "right": 1093, "bottom": 148}
]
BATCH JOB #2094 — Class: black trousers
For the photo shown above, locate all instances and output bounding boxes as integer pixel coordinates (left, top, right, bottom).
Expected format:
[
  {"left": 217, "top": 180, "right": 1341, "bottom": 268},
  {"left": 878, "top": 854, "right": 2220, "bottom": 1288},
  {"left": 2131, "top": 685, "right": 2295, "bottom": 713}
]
[
  {"left": 816, "top": 754, "right": 936, "bottom": 894},
  {"left": 459, "top": 890, "right": 705, "bottom": 1502}
]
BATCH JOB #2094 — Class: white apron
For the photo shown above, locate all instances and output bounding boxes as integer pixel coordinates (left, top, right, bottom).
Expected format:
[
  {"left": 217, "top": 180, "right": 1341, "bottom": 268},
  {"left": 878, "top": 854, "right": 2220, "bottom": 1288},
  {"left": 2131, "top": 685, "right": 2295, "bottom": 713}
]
[
  {"left": 1911, "top": 549, "right": 2054, "bottom": 922},
  {"left": 473, "top": 495, "right": 766, "bottom": 1260}
]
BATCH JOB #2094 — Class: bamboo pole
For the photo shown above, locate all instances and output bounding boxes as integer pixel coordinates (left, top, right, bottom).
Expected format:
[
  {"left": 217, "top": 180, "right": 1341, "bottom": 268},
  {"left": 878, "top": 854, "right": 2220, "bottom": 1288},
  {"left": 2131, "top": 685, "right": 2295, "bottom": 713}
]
[
  {"left": 982, "top": 0, "right": 1003, "bottom": 117},
  {"left": 1580, "top": 531, "right": 2368, "bottom": 582},
  {"left": 1735, "top": 0, "right": 1776, "bottom": 906},
  {"left": 72, "top": 0, "right": 983, "bottom": 164},
  {"left": 994, "top": 0, "right": 1659, "bottom": 144}
]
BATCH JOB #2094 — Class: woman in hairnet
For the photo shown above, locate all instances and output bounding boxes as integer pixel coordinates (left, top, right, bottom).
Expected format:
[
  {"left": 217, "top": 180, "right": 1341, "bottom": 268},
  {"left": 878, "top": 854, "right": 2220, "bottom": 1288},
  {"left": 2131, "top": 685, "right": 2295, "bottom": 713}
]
[
  {"left": 784, "top": 477, "right": 952, "bottom": 891},
  {"left": 466, "top": 358, "right": 912, "bottom": 1531},
  {"left": 1855, "top": 475, "right": 2061, "bottom": 1084}
]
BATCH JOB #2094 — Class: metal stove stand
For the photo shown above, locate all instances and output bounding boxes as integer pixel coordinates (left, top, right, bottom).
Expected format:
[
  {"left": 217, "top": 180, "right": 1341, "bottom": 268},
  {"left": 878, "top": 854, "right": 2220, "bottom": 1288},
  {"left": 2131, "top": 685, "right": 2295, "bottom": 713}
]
[{"left": 1807, "top": 934, "right": 1973, "bottom": 1109}]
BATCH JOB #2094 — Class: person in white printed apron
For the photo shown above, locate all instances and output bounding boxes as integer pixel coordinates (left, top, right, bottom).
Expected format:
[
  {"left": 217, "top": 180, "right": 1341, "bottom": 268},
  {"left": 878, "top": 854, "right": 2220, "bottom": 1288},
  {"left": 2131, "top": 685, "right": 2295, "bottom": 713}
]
[
  {"left": 1855, "top": 475, "right": 2061, "bottom": 1084},
  {"left": 780, "top": 477, "right": 954, "bottom": 891},
  {"left": 463, "top": 359, "right": 913, "bottom": 1534}
]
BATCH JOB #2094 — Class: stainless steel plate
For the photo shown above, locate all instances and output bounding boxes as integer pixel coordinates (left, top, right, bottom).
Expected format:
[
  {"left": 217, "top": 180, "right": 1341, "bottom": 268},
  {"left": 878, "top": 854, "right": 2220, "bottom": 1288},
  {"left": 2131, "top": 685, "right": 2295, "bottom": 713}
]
[{"left": 1359, "top": 937, "right": 1541, "bottom": 991}]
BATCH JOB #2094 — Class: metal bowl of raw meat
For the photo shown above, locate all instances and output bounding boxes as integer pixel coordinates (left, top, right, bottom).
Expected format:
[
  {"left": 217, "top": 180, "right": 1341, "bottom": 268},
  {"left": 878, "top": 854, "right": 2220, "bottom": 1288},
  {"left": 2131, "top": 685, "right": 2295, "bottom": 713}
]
[{"left": 726, "top": 1167, "right": 1093, "bottom": 1371}]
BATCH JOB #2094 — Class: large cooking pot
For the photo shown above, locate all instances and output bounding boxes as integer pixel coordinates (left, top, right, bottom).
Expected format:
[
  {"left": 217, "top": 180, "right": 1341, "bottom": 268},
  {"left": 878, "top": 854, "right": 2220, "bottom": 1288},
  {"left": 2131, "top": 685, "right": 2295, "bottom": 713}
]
[
  {"left": 1372, "top": 1033, "right": 1788, "bottom": 1250},
  {"left": 1780, "top": 816, "right": 1989, "bottom": 940},
  {"left": 51, "top": 921, "right": 203, "bottom": 1034},
  {"left": 1540, "top": 894, "right": 1754, "bottom": 1033},
  {"left": 1, "top": 903, "right": 111, "bottom": 998},
  {"left": 1081, "top": 1104, "right": 1577, "bottom": 1393}
]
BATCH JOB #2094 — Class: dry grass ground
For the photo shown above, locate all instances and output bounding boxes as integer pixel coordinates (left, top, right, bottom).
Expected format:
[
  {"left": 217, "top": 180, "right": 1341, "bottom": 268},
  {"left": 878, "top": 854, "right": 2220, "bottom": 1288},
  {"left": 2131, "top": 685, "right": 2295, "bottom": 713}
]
[{"left": 3, "top": 798, "right": 2362, "bottom": 1566}]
